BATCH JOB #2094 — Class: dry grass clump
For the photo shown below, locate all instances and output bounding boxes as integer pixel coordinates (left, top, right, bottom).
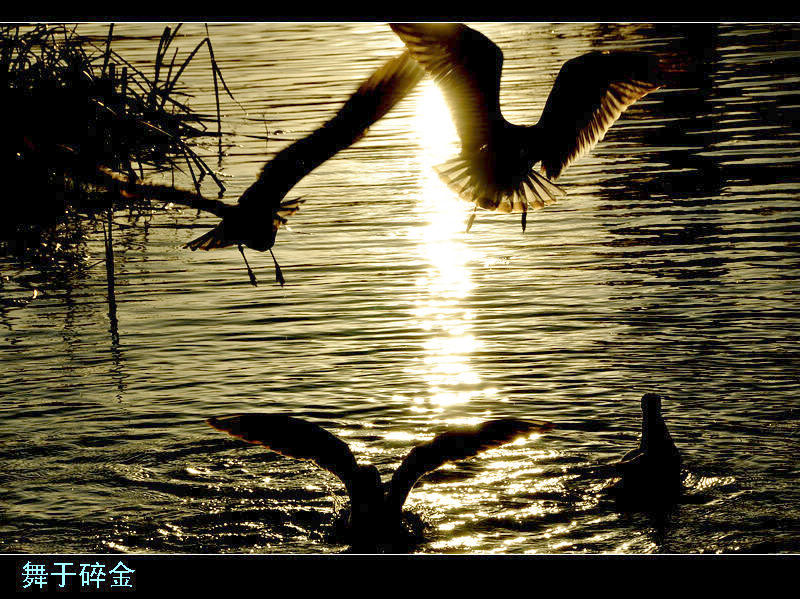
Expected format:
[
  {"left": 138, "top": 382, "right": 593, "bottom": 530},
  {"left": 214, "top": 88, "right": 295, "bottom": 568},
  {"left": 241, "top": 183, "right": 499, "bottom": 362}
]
[{"left": 1, "top": 23, "right": 229, "bottom": 250}]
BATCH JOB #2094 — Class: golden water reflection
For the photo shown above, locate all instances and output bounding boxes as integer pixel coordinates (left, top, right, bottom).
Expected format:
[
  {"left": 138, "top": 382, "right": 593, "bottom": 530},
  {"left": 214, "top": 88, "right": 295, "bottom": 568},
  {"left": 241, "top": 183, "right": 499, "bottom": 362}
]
[
  {"left": 389, "top": 79, "right": 554, "bottom": 544},
  {"left": 406, "top": 80, "right": 490, "bottom": 410}
]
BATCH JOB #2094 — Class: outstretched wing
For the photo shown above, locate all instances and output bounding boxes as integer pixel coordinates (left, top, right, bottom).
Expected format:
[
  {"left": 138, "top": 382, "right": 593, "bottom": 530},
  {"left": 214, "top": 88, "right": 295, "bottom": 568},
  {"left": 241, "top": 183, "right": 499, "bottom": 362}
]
[
  {"left": 244, "top": 50, "right": 425, "bottom": 206},
  {"left": 390, "top": 23, "right": 504, "bottom": 152},
  {"left": 536, "top": 50, "right": 666, "bottom": 180},
  {"left": 386, "top": 418, "right": 554, "bottom": 513},
  {"left": 186, "top": 52, "right": 421, "bottom": 252},
  {"left": 207, "top": 414, "right": 360, "bottom": 496}
]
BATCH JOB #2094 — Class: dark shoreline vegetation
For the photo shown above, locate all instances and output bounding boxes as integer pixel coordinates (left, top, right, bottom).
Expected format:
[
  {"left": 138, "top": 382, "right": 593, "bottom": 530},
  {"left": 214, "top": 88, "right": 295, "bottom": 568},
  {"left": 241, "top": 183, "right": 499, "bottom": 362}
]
[
  {"left": 0, "top": 23, "right": 236, "bottom": 295},
  {"left": 0, "top": 23, "right": 240, "bottom": 328}
]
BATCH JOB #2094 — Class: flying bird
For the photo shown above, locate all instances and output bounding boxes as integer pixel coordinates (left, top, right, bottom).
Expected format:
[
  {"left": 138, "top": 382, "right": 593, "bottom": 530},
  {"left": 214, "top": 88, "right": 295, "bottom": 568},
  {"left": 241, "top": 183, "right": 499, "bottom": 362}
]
[
  {"left": 186, "top": 51, "right": 425, "bottom": 286},
  {"left": 610, "top": 393, "right": 682, "bottom": 509},
  {"left": 207, "top": 413, "right": 553, "bottom": 551},
  {"left": 391, "top": 23, "right": 681, "bottom": 231}
]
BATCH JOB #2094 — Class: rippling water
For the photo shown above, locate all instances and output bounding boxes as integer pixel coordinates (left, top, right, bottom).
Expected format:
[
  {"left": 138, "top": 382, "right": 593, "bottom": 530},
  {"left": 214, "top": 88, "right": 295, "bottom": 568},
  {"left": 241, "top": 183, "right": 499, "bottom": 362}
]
[{"left": 1, "top": 22, "right": 798, "bottom": 554}]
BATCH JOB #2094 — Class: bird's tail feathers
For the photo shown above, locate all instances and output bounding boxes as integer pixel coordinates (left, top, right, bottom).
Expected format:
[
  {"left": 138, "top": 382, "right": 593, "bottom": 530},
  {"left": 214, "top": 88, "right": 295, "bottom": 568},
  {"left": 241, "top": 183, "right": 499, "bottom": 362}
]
[
  {"left": 434, "top": 156, "right": 566, "bottom": 215},
  {"left": 526, "top": 169, "right": 567, "bottom": 208},
  {"left": 275, "top": 196, "right": 305, "bottom": 228},
  {"left": 185, "top": 223, "right": 234, "bottom": 251}
]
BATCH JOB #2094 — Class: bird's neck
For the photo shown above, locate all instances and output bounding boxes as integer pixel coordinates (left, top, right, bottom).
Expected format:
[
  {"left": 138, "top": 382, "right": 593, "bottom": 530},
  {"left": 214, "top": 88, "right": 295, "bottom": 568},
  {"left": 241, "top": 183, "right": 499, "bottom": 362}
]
[{"left": 642, "top": 410, "right": 671, "bottom": 450}]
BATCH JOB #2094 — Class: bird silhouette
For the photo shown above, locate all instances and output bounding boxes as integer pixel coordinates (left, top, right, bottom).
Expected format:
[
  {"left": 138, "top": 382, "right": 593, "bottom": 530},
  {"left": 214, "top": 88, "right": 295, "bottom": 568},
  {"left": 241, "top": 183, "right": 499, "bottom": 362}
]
[
  {"left": 207, "top": 413, "right": 554, "bottom": 551},
  {"left": 391, "top": 23, "right": 683, "bottom": 232},
  {"left": 186, "top": 51, "right": 424, "bottom": 286},
  {"left": 610, "top": 393, "right": 682, "bottom": 509}
]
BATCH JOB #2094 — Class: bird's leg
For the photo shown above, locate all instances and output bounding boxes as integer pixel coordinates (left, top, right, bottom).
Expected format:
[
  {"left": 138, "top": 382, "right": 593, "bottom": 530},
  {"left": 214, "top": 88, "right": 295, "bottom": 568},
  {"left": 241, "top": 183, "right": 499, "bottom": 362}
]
[
  {"left": 237, "top": 243, "right": 258, "bottom": 287},
  {"left": 466, "top": 205, "right": 477, "bottom": 232},
  {"left": 521, "top": 204, "right": 527, "bottom": 233},
  {"left": 269, "top": 249, "right": 285, "bottom": 287}
]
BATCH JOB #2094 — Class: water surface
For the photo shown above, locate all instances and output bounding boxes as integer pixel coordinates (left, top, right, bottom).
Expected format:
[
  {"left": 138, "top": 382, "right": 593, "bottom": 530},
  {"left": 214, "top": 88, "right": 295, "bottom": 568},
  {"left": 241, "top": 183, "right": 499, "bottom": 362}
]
[{"left": 1, "top": 22, "right": 798, "bottom": 554}]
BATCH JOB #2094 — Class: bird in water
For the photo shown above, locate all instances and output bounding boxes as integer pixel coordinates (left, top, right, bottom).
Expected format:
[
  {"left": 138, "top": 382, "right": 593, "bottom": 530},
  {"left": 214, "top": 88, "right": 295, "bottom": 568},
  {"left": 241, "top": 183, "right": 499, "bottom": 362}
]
[
  {"left": 609, "top": 393, "right": 682, "bottom": 510},
  {"left": 207, "top": 414, "right": 554, "bottom": 551},
  {"left": 186, "top": 51, "right": 425, "bottom": 286},
  {"left": 391, "top": 23, "right": 684, "bottom": 232}
]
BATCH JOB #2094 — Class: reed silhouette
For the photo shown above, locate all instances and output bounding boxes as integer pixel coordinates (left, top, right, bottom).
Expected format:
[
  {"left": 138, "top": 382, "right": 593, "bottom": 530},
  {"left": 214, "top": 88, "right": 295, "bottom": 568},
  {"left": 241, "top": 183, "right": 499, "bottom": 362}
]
[
  {"left": 208, "top": 414, "right": 553, "bottom": 552},
  {"left": 391, "top": 23, "right": 685, "bottom": 231},
  {"left": 1, "top": 24, "right": 226, "bottom": 252},
  {"left": 186, "top": 51, "right": 424, "bottom": 286}
]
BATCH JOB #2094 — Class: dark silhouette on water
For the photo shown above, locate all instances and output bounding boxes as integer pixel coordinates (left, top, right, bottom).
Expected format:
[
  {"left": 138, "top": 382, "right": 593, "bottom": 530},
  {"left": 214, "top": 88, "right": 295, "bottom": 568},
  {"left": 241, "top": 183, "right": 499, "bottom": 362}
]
[
  {"left": 207, "top": 414, "right": 553, "bottom": 551},
  {"left": 609, "top": 393, "right": 682, "bottom": 510},
  {"left": 186, "top": 51, "right": 424, "bottom": 286},
  {"left": 391, "top": 23, "right": 682, "bottom": 232}
]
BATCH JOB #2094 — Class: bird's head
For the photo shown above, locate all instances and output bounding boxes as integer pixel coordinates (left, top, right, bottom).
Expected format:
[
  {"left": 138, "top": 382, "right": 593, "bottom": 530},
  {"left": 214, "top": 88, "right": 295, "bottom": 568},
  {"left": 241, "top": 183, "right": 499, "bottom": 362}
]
[{"left": 641, "top": 393, "right": 662, "bottom": 417}]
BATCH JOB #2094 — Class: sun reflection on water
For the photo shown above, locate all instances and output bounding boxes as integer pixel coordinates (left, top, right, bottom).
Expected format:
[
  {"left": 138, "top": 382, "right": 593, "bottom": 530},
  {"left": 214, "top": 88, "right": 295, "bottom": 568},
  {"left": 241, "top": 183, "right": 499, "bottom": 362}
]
[
  {"left": 406, "top": 80, "right": 487, "bottom": 410},
  {"left": 398, "top": 80, "right": 556, "bottom": 541}
]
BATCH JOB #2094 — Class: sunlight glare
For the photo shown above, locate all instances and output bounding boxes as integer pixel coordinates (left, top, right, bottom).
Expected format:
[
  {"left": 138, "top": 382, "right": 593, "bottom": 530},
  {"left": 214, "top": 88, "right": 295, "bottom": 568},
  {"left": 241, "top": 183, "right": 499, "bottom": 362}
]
[
  {"left": 408, "top": 80, "right": 487, "bottom": 410},
  {"left": 415, "top": 79, "right": 459, "bottom": 166}
]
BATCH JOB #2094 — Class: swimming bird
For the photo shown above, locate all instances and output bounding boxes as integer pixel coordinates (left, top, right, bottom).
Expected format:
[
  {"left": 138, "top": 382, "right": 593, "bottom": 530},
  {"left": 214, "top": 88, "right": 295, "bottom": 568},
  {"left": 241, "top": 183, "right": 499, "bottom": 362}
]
[
  {"left": 186, "top": 51, "right": 425, "bottom": 286},
  {"left": 391, "top": 23, "right": 680, "bottom": 232},
  {"left": 611, "top": 393, "right": 682, "bottom": 509},
  {"left": 207, "top": 414, "right": 553, "bottom": 551}
]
